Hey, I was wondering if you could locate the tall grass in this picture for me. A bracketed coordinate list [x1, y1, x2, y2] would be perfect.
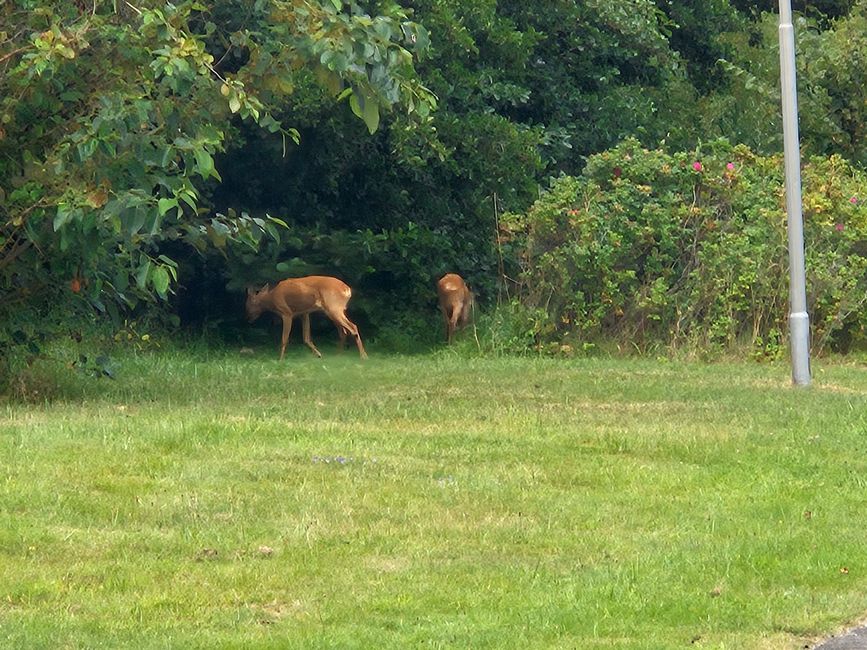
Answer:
[1, 349, 866, 648]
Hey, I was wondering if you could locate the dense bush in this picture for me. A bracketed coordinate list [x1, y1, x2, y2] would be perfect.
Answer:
[503, 138, 867, 356]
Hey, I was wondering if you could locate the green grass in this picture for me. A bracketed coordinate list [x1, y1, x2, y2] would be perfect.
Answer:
[2, 349, 867, 649]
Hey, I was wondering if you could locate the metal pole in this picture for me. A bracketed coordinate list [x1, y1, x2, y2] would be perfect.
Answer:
[778, 0, 811, 386]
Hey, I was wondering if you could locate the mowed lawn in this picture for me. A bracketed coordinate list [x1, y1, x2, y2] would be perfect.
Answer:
[1, 350, 867, 649]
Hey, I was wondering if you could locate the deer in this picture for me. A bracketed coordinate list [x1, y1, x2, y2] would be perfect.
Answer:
[245, 276, 367, 360]
[436, 273, 474, 344]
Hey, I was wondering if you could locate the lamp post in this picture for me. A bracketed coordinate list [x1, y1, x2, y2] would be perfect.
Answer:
[778, 0, 811, 386]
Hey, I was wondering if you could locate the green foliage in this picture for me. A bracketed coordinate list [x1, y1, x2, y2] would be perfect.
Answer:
[208, 0, 830, 347]
[5, 0, 867, 380]
[0, 295, 155, 401]
[704, 3, 867, 165]
[730, 0, 855, 24]
[431, 0, 696, 165]
[801, 4, 867, 166]
[505, 138, 867, 355]
[0, 0, 434, 385]
[474, 300, 550, 356]
[212, 0, 708, 339]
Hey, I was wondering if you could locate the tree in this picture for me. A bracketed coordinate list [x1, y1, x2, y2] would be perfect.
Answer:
[0, 0, 434, 379]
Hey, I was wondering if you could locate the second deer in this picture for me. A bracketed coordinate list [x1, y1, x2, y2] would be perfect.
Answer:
[246, 275, 367, 359]
[436, 273, 474, 344]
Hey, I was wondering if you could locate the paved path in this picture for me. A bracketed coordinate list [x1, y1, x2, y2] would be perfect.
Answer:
[813, 623, 867, 649]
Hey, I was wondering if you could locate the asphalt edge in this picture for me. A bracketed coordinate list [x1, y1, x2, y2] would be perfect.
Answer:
[812, 617, 867, 650]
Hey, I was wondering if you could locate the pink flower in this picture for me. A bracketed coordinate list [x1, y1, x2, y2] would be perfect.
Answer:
[693, 161, 703, 172]
[850, 196, 858, 204]
[835, 223, 845, 232]
[613, 166, 622, 178]
[726, 162, 735, 171]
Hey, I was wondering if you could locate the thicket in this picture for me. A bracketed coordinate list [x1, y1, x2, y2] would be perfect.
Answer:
[500, 139, 867, 357]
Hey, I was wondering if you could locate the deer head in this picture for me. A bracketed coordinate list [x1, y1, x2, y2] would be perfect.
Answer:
[245, 285, 269, 323]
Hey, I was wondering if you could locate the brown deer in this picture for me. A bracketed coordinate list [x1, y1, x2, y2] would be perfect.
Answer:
[436, 273, 474, 344]
[246, 276, 367, 360]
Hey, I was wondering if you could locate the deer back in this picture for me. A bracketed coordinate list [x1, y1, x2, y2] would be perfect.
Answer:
[275, 276, 352, 314]
[437, 274, 472, 317]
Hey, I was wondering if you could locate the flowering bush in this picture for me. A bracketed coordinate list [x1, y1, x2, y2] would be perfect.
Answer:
[503, 138, 867, 355]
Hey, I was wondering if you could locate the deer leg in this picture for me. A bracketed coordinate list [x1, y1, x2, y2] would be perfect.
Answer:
[336, 324, 348, 352]
[458, 299, 472, 329]
[441, 308, 451, 343]
[327, 309, 367, 359]
[448, 307, 462, 344]
[280, 313, 294, 360]
[301, 313, 322, 358]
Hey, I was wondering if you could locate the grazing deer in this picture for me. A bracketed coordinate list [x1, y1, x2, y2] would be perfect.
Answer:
[436, 273, 474, 344]
[246, 276, 367, 360]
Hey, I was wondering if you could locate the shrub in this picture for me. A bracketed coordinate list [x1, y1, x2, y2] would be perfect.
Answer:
[503, 138, 867, 355]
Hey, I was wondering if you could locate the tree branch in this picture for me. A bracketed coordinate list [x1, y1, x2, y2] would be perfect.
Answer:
[0, 46, 29, 66]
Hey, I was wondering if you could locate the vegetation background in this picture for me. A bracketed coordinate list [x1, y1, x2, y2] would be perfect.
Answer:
[3, 0, 867, 380]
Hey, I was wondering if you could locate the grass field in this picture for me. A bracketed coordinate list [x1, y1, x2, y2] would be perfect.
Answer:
[1, 348, 867, 649]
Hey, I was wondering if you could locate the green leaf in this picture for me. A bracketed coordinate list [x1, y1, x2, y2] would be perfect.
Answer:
[152, 266, 170, 298]
[259, 113, 281, 133]
[178, 189, 198, 211]
[126, 207, 148, 236]
[373, 19, 393, 40]
[158, 197, 179, 216]
[229, 95, 241, 113]
[349, 92, 363, 119]
[267, 215, 289, 228]
[194, 148, 221, 181]
[76, 139, 97, 161]
[135, 259, 152, 290]
[160, 147, 175, 167]
[54, 204, 73, 231]
[147, 210, 163, 236]
[59, 227, 71, 251]
[363, 103, 380, 134]
[348, 88, 381, 134]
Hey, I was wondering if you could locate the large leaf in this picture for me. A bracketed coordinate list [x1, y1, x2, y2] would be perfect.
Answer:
[193, 148, 222, 181]
[157, 197, 179, 216]
[53, 204, 74, 231]
[152, 266, 170, 298]
[135, 259, 152, 290]
[350, 88, 380, 134]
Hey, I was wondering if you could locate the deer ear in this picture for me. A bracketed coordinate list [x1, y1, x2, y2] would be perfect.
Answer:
[246, 287, 254, 296]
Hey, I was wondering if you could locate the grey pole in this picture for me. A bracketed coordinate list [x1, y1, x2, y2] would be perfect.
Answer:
[778, 0, 811, 386]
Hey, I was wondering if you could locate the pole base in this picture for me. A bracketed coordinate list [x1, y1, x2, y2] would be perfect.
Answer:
[789, 311, 811, 386]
